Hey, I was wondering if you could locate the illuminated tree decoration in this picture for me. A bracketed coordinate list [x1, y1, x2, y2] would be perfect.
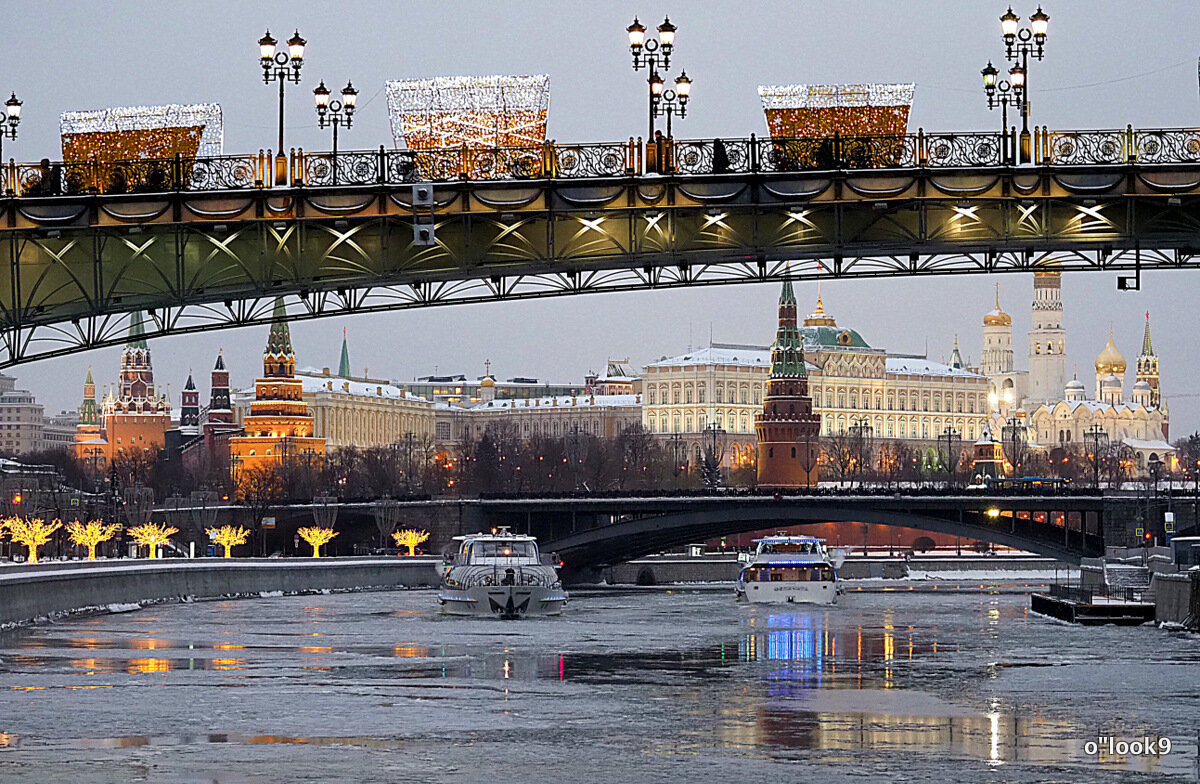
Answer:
[66, 519, 120, 561]
[386, 74, 550, 179]
[757, 83, 915, 140]
[7, 517, 63, 564]
[128, 523, 178, 559]
[59, 103, 225, 161]
[392, 528, 430, 556]
[206, 525, 250, 558]
[298, 526, 338, 557]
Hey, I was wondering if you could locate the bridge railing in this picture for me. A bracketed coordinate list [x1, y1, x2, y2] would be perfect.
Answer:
[7, 125, 1200, 196]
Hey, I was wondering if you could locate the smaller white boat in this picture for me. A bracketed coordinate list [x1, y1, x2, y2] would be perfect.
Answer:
[735, 534, 846, 605]
[438, 528, 568, 619]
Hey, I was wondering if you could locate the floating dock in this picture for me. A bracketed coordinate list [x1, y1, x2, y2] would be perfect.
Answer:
[1031, 585, 1155, 625]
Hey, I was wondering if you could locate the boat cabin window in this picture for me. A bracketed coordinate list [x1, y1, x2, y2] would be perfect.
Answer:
[743, 565, 833, 582]
[470, 540, 537, 559]
[760, 541, 820, 555]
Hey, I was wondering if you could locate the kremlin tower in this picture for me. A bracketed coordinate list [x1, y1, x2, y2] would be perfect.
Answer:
[179, 372, 200, 435]
[228, 298, 324, 490]
[756, 280, 821, 489]
[74, 311, 171, 466]
[206, 350, 234, 428]
[1136, 312, 1160, 408]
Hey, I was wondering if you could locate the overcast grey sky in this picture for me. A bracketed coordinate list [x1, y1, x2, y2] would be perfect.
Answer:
[5, 1, 1200, 434]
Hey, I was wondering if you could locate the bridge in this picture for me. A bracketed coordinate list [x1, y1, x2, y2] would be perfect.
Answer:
[185, 491, 1164, 574]
[3, 125, 1200, 365]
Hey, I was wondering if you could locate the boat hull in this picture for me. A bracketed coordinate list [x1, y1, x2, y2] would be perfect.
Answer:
[438, 584, 568, 618]
[736, 580, 837, 605]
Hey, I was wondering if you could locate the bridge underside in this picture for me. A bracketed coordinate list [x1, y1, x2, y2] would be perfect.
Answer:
[3, 162, 1200, 364]
[519, 502, 1107, 571]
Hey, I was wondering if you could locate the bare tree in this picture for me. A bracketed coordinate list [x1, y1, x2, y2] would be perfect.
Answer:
[238, 463, 284, 555]
[823, 429, 856, 487]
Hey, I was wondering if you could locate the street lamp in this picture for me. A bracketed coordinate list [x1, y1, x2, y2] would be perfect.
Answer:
[981, 61, 1025, 162]
[313, 79, 357, 184]
[0, 92, 20, 166]
[627, 16, 685, 140]
[993, 6, 1048, 162]
[668, 431, 687, 482]
[190, 490, 219, 556]
[1083, 424, 1109, 490]
[848, 415, 874, 488]
[258, 28, 306, 180]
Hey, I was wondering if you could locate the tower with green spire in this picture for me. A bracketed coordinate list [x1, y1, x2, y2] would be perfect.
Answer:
[1136, 311, 1160, 408]
[756, 280, 821, 488]
[229, 297, 325, 494]
[78, 367, 99, 427]
[338, 328, 351, 378]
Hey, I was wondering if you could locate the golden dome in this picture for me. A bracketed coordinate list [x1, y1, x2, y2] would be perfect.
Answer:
[480, 375, 495, 388]
[1095, 330, 1126, 374]
[983, 283, 1011, 326]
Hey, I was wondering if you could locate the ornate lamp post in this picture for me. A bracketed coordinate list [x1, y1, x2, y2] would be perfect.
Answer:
[980, 61, 1024, 163]
[668, 431, 687, 482]
[626, 16, 682, 140]
[257, 28, 306, 182]
[0, 92, 20, 174]
[312, 79, 357, 184]
[995, 6, 1048, 162]
[656, 71, 693, 139]
[1083, 424, 1109, 489]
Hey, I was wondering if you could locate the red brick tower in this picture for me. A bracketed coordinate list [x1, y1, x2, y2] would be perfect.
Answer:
[756, 280, 821, 488]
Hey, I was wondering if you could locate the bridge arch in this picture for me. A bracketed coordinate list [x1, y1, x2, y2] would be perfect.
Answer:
[546, 502, 1094, 571]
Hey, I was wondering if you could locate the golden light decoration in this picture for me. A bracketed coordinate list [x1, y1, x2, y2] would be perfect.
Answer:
[206, 525, 251, 558]
[60, 103, 224, 160]
[7, 517, 62, 564]
[758, 83, 915, 139]
[387, 74, 549, 179]
[66, 519, 120, 561]
[392, 528, 430, 556]
[298, 526, 338, 557]
[128, 523, 178, 559]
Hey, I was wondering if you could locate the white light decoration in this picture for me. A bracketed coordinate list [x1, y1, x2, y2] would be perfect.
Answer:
[757, 83, 915, 140]
[59, 103, 224, 161]
[385, 74, 550, 151]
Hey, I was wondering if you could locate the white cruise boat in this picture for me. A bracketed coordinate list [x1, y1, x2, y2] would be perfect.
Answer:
[438, 528, 568, 619]
[735, 535, 846, 605]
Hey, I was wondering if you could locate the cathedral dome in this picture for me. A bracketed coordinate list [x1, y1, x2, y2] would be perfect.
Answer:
[1101, 373, 1122, 389]
[1095, 332, 1126, 375]
[1065, 378, 1085, 392]
[983, 284, 1010, 326]
[480, 375, 495, 388]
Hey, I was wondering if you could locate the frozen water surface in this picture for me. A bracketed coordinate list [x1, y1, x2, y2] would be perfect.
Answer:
[0, 585, 1197, 783]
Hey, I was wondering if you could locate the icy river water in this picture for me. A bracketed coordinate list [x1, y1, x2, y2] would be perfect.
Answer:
[0, 583, 1197, 783]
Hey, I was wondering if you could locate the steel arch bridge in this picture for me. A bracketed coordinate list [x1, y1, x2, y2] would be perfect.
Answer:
[4, 126, 1200, 366]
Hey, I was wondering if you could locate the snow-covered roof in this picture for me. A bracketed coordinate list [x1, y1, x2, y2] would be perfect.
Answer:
[296, 371, 430, 404]
[439, 394, 640, 412]
[885, 357, 984, 379]
[647, 344, 820, 372]
[1121, 438, 1175, 452]
[1050, 399, 1156, 415]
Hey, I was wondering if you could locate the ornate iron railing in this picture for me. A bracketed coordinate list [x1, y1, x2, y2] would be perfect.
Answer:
[5, 125, 1200, 196]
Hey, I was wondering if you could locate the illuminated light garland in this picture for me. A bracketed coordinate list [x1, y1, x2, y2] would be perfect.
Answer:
[757, 83, 915, 140]
[385, 74, 550, 151]
[59, 103, 224, 162]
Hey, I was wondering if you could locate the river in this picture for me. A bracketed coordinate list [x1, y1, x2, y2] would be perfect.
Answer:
[0, 583, 1196, 783]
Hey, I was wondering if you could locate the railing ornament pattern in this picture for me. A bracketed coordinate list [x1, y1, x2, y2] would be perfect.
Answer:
[5, 125, 1200, 196]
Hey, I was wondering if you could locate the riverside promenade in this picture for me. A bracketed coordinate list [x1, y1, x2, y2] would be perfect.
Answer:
[0, 558, 441, 626]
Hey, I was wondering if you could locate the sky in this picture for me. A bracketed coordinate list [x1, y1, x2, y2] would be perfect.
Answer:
[4, 1, 1200, 433]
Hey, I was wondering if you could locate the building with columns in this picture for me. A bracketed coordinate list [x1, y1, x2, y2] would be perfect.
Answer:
[233, 332, 435, 451]
[642, 287, 991, 469]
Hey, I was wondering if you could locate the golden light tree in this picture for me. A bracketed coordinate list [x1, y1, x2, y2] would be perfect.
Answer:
[392, 528, 430, 556]
[298, 526, 338, 557]
[206, 525, 250, 558]
[7, 517, 63, 564]
[66, 520, 120, 561]
[127, 523, 178, 559]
